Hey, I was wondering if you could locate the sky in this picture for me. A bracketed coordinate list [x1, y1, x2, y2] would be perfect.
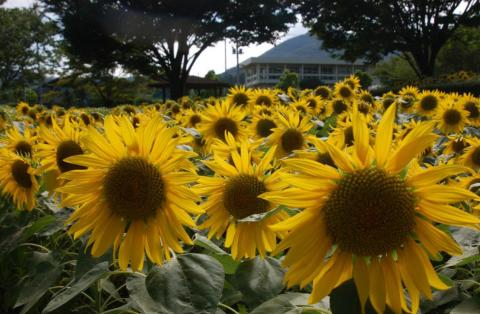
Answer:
[3, 0, 308, 76]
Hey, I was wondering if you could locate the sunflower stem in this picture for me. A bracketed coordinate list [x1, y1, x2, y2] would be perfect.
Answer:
[218, 303, 240, 314]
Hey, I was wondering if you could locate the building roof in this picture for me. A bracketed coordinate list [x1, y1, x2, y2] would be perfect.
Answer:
[241, 33, 364, 66]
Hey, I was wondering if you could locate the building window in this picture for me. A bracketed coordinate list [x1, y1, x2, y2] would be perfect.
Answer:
[337, 65, 353, 75]
[286, 64, 300, 73]
[320, 75, 336, 82]
[303, 65, 319, 75]
[269, 65, 284, 74]
[321, 65, 334, 74]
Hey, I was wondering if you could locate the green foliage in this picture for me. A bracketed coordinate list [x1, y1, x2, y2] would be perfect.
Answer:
[372, 56, 418, 88]
[437, 26, 480, 74]
[205, 70, 218, 81]
[0, 7, 59, 89]
[276, 70, 299, 90]
[354, 71, 372, 89]
[300, 77, 323, 90]
[294, 0, 480, 77]
[42, 0, 296, 98]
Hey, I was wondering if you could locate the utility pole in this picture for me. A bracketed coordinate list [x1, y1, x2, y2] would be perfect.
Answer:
[232, 42, 243, 85]
[224, 39, 227, 73]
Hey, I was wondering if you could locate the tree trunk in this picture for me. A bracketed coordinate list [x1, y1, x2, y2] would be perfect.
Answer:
[168, 75, 187, 100]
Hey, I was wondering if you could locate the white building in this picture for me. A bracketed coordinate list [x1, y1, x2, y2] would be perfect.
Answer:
[240, 34, 367, 87]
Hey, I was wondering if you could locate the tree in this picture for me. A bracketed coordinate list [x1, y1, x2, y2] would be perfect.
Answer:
[436, 26, 480, 74]
[0, 7, 58, 89]
[276, 70, 299, 90]
[205, 70, 218, 81]
[42, 0, 296, 98]
[292, 0, 480, 78]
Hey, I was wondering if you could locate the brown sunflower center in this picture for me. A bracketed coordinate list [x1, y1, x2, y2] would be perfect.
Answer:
[255, 95, 272, 107]
[471, 147, 480, 167]
[401, 96, 415, 109]
[344, 126, 354, 146]
[420, 95, 438, 111]
[281, 128, 304, 153]
[80, 113, 90, 126]
[332, 100, 347, 115]
[357, 103, 369, 115]
[464, 102, 479, 119]
[189, 115, 201, 127]
[214, 118, 238, 141]
[132, 116, 140, 128]
[323, 168, 416, 256]
[103, 157, 164, 219]
[56, 140, 86, 173]
[223, 175, 269, 219]
[338, 86, 353, 98]
[232, 93, 249, 106]
[15, 141, 32, 156]
[443, 109, 462, 125]
[256, 119, 276, 137]
[452, 139, 466, 153]
[361, 94, 374, 104]
[21, 106, 29, 115]
[315, 87, 330, 99]
[11, 160, 32, 189]
[382, 98, 394, 110]
[306, 99, 317, 109]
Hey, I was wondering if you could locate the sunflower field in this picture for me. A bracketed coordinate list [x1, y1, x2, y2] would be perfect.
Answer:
[0, 76, 480, 314]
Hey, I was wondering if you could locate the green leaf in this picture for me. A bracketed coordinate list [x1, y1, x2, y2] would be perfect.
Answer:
[236, 206, 285, 223]
[250, 293, 330, 314]
[127, 276, 168, 314]
[146, 253, 225, 314]
[21, 215, 56, 240]
[14, 252, 62, 314]
[193, 235, 240, 274]
[450, 296, 480, 314]
[74, 244, 111, 280]
[330, 280, 377, 314]
[42, 261, 109, 313]
[234, 256, 285, 307]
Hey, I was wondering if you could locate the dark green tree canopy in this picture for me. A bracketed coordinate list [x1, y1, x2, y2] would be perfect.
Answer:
[0, 7, 58, 89]
[42, 0, 296, 98]
[292, 0, 480, 77]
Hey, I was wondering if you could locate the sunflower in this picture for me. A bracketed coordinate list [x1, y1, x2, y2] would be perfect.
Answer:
[313, 86, 331, 99]
[195, 144, 288, 259]
[302, 95, 323, 114]
[289, 99, 311, 116]
[180, 108, 203, 129]
[459, 94, 480, 126]
[36, 115, 86, 190]
[3, 125, 36, 157]
[0, 110, 9, 130]
[0, 150, 38, 211]
[329, 116, 357, 149]
[250, 112, 278, 139]
[57, 115, 202, 271]
[287, 87, 300, 101]
[197, 101, 247, 151]
[460, 138, 480, 170]
[379, 92, 396, 112]
[434, 100, 469, 134]
[417, 91, 441, 116]
[267, 111, 315, 158]
[343, 75, 361, 91]
[210, 132, 261, 164]
[248, 89, 278, 109]
[444, 136, 469, 156]
[16, 102, 30, 117]
[329, 98, 350, 116]
[294, 137, 336, 168]
[398, 86, 419, 99]
[334, 81, 355, 101]
[261, 104, 480, 314]
[227, 86, 250, 107]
